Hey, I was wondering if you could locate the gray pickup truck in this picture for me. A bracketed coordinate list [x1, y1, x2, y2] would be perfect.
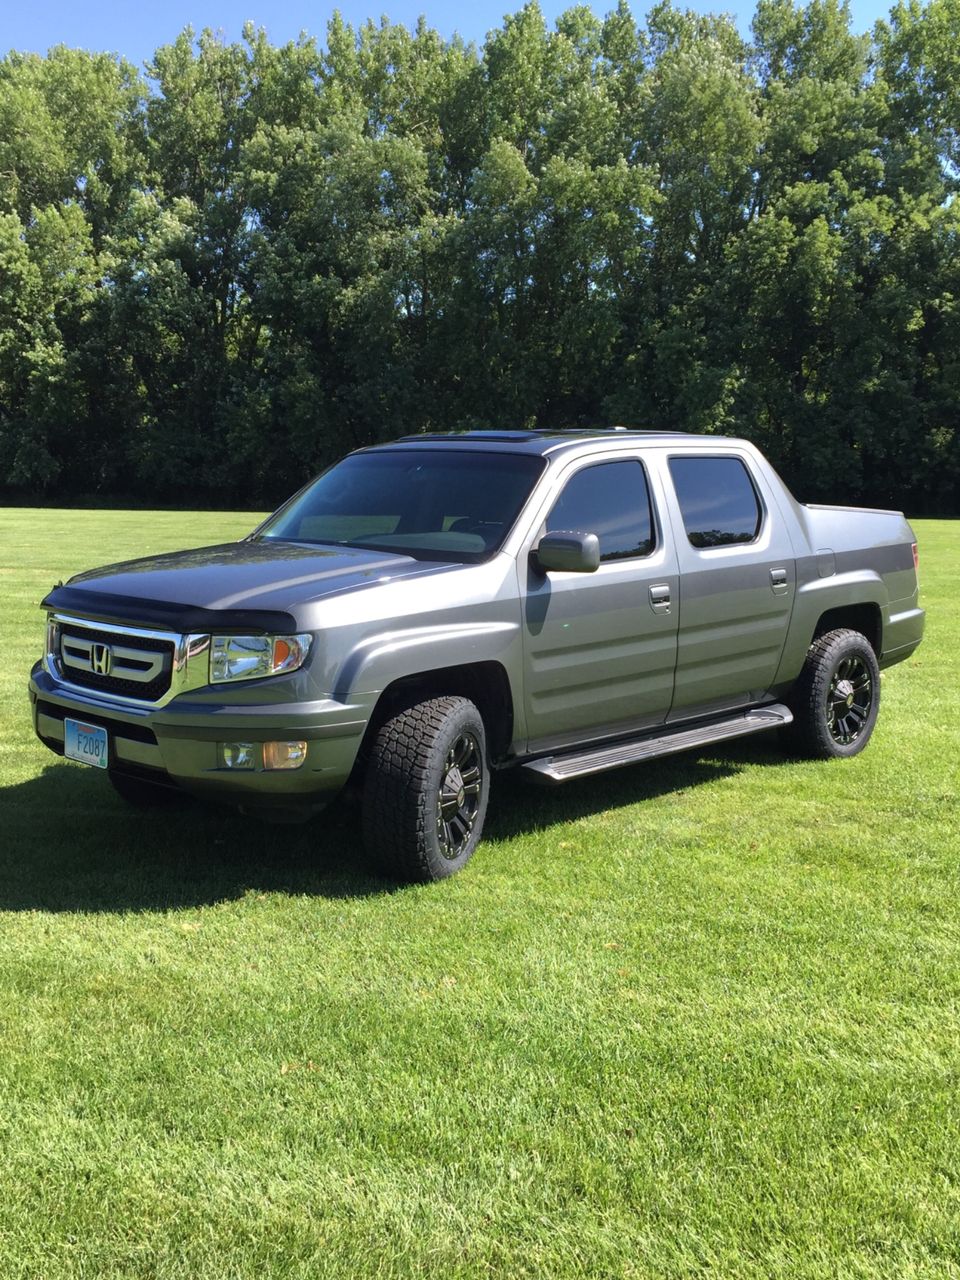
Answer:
[29, 430, 924, 880]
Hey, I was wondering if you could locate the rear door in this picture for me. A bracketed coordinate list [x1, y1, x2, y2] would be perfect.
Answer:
[520, 455, 680, 753]
[661, 451, 796, 720]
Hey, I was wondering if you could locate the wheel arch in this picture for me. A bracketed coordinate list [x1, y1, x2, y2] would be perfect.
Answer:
[354, 661, 515, 777]
[812, 603, 882, 655]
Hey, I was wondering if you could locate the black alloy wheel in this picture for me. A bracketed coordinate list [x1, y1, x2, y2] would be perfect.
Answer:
[787, 627, 881, 759]
[436, 731, 484, 860]
[363, 695, 491, 881]
[826, 653, 874, 747]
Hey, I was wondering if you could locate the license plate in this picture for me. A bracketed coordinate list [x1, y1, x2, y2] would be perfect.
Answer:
[64, 718, 108, 770]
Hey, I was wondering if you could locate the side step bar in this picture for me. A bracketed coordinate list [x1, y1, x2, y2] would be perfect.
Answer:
[521, 703, 793, 785]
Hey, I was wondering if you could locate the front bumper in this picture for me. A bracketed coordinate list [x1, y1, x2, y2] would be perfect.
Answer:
[29, 663, 373, 811]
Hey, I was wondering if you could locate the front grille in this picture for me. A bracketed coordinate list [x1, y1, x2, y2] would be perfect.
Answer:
[58, 623, 175, 702]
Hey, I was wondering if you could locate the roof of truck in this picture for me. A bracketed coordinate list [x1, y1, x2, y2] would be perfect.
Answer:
[372, 428, 705, 458]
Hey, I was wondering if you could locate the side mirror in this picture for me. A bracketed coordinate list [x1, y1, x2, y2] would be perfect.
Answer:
[533, 531, 601, 574]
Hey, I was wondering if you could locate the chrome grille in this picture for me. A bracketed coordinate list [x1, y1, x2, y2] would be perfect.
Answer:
[57, 622, 175, 702]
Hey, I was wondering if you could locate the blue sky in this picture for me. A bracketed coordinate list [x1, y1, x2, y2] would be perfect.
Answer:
[5, 0, 894, 68]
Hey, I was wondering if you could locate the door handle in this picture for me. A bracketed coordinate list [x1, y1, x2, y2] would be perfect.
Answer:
[649, 583, 671, 614]
[770, 568, 789, 595]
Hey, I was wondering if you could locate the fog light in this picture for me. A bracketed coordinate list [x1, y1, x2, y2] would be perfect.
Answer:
[222, 742, 256, 770]
[263, 740, 308, 771]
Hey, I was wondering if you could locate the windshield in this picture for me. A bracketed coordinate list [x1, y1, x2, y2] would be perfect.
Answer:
[258, 449, 546, 562]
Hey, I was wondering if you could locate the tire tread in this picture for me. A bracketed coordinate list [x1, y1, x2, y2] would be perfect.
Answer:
[787, 627, 880, 759]
[362, 696, 485, 882]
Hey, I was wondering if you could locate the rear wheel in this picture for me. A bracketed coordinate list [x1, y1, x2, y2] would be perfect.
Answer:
[787, 628, 880, 759]
[108, 770, 178, 808]
[362, 696, 490, 882]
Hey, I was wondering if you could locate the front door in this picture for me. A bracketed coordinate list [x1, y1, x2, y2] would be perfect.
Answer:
[520, 456, 680, 753]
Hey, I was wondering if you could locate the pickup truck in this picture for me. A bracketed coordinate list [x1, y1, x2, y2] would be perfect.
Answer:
[29, 430, 924, 881]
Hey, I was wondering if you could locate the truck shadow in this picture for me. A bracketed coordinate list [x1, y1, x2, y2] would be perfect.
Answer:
[0, 736, 782, 913]
[486, 733, 783, 841]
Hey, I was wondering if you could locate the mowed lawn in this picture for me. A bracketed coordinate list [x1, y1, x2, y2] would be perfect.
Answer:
[0, 508, 958, 1280]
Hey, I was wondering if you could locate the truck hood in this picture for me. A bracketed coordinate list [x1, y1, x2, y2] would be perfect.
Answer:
[41, 539, 456, 633]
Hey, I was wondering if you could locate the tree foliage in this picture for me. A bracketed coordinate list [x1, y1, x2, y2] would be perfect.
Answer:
[0, 1, 958, 511]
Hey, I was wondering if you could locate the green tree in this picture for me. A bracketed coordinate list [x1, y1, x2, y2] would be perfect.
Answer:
[0, 3, 958, 512]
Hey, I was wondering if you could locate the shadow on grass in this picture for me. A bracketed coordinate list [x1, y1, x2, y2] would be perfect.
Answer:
[0, 763, 383, 913]
[0, 733, 784, 913]
[486, 732, 786, 842]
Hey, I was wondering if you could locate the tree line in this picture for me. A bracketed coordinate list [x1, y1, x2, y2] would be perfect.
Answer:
[0, 0, 958, 513]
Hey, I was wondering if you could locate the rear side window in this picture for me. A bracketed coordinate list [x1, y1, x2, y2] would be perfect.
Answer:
[668, 456, 762, 549]
[546, 461, 654, 562]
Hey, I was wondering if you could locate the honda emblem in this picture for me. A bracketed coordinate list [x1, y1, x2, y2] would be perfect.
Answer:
[91, 643, 112, 676]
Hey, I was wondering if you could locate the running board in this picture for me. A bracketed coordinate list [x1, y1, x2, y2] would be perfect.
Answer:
[521, 704, 793, 785]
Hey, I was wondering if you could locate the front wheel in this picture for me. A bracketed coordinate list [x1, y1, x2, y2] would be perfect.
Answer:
[787, 628, 880, 759]
[362, 696, 490, 882]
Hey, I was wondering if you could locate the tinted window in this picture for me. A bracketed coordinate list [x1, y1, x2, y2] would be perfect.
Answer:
[668, 456, 762, 549]
[546, 461, 654, 562]
[259, 450, 545, 562]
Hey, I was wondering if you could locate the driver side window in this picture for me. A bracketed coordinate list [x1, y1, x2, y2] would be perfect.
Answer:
[546, 460, 655, 562]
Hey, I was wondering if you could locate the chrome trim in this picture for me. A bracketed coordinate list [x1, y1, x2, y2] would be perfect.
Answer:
[45, 613, 212, 709]
[61, 633, 166, 684]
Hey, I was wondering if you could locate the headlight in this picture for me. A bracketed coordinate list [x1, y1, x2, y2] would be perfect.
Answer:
[210, 634, 312, 684]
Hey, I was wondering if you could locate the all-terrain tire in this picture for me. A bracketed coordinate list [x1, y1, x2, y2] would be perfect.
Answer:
[108, 770, 179, 808]
[362, 696, 490, 882]
[786, 628, 880, 759]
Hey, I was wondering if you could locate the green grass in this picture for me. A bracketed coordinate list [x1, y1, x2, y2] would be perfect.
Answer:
[1, 509, 958, 1279]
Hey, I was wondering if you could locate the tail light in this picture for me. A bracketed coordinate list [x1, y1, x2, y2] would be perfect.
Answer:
[912, 542, 919, 571]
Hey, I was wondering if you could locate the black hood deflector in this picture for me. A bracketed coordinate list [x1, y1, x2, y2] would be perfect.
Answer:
[40, 585, 297, 635]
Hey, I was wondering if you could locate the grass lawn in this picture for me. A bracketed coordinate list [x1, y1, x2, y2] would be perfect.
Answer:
[0, 508, 958, 1279]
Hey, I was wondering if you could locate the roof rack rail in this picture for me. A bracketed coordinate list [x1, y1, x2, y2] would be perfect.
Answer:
[532, 425, 687, 435]
[393, 430, 542, 442]
[532, 425, 629, 433]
